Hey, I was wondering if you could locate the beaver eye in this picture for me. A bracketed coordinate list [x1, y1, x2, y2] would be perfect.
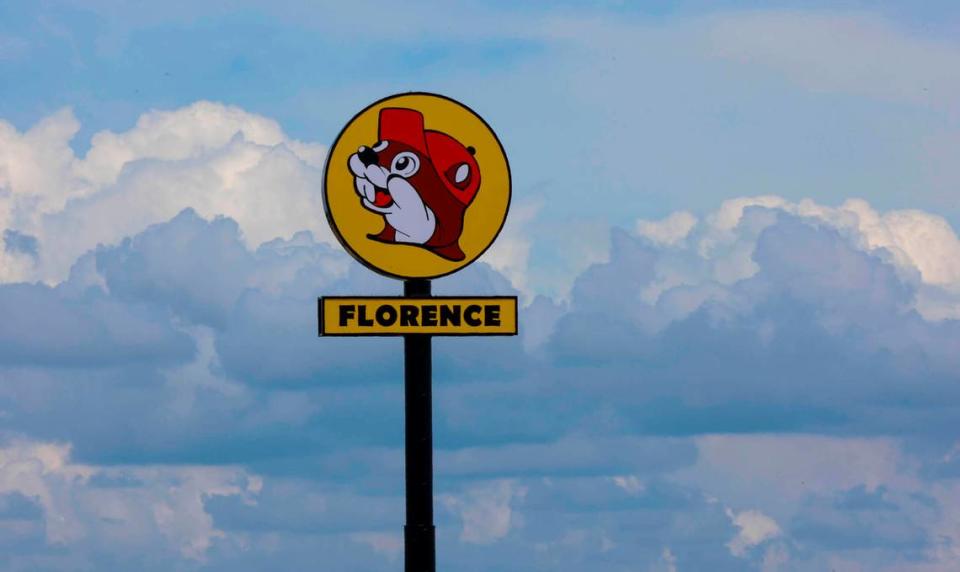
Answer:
[391, 152, 419, 177]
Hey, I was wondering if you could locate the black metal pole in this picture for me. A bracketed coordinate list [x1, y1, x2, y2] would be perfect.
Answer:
[404, 279, 435, 572]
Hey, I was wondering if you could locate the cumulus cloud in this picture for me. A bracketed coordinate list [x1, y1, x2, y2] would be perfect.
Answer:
[0, 197, 957, 570]
[0, 438, 258, 569]
[611, 474, 645, 496]
[482, 199, 542, 298]
[740, 197, 960, 320]
[0, 102, 328, 284]
[552, 198, 960, 396]
[725, 508, 781, 557]
[637, 211, 698, 247]
[3, 96, 960, 570]
[626, 196, 960, 322]
[442, 480, 527, 544]
[0, 186, 957, 570]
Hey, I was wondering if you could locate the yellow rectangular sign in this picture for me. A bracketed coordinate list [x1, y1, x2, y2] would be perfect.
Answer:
[319, 297, 518, 336]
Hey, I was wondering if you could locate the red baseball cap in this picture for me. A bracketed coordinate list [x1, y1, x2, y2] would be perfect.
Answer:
[378, 108, 481, 206]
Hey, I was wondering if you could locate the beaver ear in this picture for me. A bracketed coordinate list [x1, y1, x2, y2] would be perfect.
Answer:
[446, 163, 471, 190]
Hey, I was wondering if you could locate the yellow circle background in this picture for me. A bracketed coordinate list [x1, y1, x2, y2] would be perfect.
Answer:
[324, 93, 511, 279]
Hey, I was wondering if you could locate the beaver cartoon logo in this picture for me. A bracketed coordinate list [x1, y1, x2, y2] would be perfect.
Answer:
[324, 92, 509, 280]
[348, 108, 480, 262]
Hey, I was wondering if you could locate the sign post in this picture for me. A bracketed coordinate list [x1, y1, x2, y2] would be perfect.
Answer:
[319, 92, 513, 572]
[403, 278, 434, 572]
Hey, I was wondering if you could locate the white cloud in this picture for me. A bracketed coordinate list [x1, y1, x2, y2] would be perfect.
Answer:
[545, 193, 960, 337]
[611, 475, 645, 496]
[627, 196, 960, 322]
[0, 441, 90, 545]
[0, 108, 85, 212]
[667, 434, 960, 571]
[74, 101, 323, 187]
[0, 438, 258, 561]
[636, 211, 698, 246]
[670, 434, 939, 569]
[725, 508, 781, 557]
[2, 93, 960, 570]
[442, 480, 527, 544]
[0, 102, 329, 284]
[851, 202, 960, 286]
[482, 199, 542, 299]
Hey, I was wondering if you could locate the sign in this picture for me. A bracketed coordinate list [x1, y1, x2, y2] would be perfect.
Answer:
[323, 92, 511, 279]
[318, 92, 516, 572]
[319, 297, 518, 336]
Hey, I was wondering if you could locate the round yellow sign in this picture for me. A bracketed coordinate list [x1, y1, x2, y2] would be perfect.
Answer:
[323, 93, 511, 280]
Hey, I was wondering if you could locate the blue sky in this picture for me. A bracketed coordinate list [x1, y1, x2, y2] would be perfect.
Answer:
[2, 1, 960, 570]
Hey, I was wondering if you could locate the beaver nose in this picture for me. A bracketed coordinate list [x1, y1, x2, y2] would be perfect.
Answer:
[358, 146, 379, 167]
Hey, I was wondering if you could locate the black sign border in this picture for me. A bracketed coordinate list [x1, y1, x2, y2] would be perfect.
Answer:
[318, 296, 519, 337]
[321, 91, 512, 281]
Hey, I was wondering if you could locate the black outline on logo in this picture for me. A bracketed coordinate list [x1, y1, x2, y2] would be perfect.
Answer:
[322, 92, 512, 280]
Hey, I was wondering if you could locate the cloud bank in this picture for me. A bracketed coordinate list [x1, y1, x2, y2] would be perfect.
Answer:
[1, 101, 959, 571]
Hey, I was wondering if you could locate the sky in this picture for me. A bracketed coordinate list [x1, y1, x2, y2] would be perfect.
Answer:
[1, 0, 960, 570]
